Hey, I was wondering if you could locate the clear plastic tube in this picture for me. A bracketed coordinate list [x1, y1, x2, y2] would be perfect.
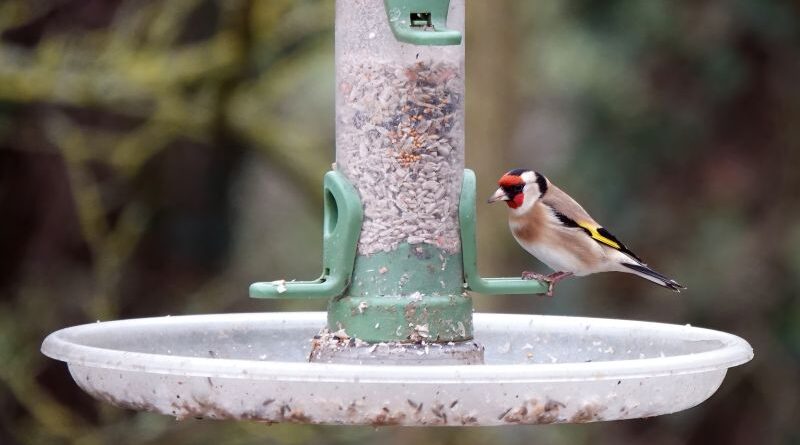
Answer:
[335, 0, 465, 256]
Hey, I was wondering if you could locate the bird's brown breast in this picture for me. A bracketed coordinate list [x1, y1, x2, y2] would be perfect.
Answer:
[509, 202, 547, 244]
[509, 201, 600, 271]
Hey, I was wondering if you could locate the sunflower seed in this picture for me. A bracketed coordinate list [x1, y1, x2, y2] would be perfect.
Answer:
[337, 59, 463, 255]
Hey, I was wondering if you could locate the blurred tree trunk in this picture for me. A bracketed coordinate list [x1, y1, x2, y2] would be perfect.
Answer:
[466, 1, 521, 283]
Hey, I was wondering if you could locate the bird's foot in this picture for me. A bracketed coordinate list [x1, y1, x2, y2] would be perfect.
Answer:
[521, 271, 574, 297]
[521, 271, 550, 281]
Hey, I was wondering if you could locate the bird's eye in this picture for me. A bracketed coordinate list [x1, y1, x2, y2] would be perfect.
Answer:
[504, 184, 524, 195]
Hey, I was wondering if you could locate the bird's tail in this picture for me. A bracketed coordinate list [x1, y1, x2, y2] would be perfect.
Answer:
[621, 263, 686, 292]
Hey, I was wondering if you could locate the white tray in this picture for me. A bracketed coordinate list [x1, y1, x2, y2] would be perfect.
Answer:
[41, 312, 752, 426]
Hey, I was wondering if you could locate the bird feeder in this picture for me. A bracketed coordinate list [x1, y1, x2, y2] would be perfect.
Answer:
[248, 0, 548, 363]
[42, 0, 752, 426]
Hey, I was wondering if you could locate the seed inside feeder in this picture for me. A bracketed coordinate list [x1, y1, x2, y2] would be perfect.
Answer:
[337, 60, 464, 255]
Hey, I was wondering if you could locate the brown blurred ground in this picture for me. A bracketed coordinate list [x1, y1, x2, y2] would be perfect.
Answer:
[0, 1, 798, 444]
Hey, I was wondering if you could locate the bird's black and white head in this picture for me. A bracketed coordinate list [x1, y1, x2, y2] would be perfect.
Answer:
[487, 168, 549, 211]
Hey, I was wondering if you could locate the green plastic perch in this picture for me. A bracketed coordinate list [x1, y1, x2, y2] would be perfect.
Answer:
[250, 169, 547, 299]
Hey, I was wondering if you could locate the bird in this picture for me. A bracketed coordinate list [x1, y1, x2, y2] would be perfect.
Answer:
[487, 168, 685, 297]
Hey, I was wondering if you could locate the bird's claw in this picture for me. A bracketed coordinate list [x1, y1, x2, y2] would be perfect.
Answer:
[521, 271, 573, 297]
[521, 271, 549, 281]
[521, 271, 555, 297]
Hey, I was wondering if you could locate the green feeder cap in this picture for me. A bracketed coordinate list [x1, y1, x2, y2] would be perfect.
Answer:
[384, 0, 462, 46]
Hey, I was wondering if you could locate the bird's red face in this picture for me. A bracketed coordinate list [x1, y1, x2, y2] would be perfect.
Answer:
[488, 171, 527, 209]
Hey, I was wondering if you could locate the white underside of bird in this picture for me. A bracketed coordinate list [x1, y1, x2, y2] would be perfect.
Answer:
[509, 214, 652, 278]
[510, 218, 609, 276]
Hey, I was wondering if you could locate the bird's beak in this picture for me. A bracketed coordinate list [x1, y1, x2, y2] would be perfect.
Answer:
[487, 188, 509, 203]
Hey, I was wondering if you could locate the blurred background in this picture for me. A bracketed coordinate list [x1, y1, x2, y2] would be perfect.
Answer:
[0, 0, 798, 444]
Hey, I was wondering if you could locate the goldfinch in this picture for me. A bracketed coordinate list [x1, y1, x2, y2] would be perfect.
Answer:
[488, 168, 685, 296]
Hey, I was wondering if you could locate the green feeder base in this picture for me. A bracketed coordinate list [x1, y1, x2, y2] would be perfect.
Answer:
[250, 169, 548, 355]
